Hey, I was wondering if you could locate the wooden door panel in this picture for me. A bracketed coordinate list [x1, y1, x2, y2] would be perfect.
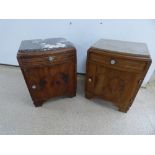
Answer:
[94, 65, 138, 104]
[24, 62, 75, 101]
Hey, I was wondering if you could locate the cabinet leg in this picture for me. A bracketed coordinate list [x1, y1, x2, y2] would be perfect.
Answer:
[68, 92, 76, 98]
[85, 92, 93, 99]
[33, 101, 44, 107]
[118, 106, 129, 113]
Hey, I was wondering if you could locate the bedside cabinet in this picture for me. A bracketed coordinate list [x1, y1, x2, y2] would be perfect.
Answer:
[17, 38, 77, 107]
[85, 39, 152, 112]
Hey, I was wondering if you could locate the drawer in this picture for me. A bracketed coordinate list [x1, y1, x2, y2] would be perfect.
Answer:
[88, 52, 147, 73]
[18, 52, 76, 68]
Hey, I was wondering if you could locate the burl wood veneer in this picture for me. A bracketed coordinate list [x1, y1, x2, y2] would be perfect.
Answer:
[85, 39, 152, 112]
[17, 38, 77, 107]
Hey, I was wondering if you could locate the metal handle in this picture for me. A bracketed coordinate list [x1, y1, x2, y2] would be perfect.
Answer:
[110, 59, 116, 65]
[88, 78, 92, 82]
[48, 56, 54, 62]
[32, 85, 36, 90]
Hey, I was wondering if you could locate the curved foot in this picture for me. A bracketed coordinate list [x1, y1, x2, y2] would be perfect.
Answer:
[85, 92, 93, 99]
[33, 101, 44, 107]
[118, 106, 129, 113]
[68, 92, 76, 98]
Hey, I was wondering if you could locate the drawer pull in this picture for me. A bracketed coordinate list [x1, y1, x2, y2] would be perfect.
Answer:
[110, 59, 116, 65]
[32, 85, 37, 90]
[88, 78, 92, 82]
[48, 56, 54, 62]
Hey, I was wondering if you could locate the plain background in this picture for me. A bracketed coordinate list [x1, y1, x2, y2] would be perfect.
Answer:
[0, 19, 155, 85]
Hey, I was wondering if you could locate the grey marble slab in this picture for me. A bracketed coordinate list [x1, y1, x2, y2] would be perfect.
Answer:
[18, 38, 75, 52]
[91, 39, 150, 56]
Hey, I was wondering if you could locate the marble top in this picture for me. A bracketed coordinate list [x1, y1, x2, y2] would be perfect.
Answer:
[18, 38, 75, 52]
[91, 39, 150, 56]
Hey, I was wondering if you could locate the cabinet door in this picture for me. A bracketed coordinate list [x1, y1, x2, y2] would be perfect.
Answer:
[24, 62, 75, 101]
[85, 62, 97, 93]
[93, 64, 142, 107]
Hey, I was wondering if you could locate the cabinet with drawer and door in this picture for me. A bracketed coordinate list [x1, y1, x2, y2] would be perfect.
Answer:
[85, 39, 152, 112]
[17, 38, 77, 107]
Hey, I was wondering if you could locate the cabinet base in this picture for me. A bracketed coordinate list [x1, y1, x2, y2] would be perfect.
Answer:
[118, 106, 129, 113]
[68, 92, 76, 98]
[33, 92, 76, 107]
[33, 101, 44, 107]
[85, 92, 130, 113]
[85, 92, 93, 99]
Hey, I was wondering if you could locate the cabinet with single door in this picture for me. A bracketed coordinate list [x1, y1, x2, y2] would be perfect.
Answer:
[85, 39, 152, 112]
[17, 38, 77, 107]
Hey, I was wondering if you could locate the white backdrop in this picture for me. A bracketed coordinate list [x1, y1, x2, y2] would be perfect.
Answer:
[0, 19, 155, 84]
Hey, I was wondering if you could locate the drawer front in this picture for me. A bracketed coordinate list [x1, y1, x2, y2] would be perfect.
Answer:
[89, 52, 147, 73]
[18, 51, 76, 68]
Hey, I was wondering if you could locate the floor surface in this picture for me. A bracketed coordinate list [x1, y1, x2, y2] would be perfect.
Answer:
[0, 65, 155, 135]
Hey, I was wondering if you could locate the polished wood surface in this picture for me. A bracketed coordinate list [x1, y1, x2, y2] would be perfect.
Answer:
[17, 48, 77, 107]
[85, 46, 151, 112]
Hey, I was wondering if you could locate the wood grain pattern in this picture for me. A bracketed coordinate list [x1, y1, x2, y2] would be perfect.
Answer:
[17, 48, 77, 107]
[85, 47, 152, 112]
